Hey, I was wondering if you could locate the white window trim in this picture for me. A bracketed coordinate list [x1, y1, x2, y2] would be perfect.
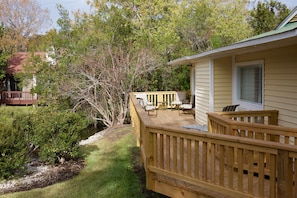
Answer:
[232, 60, 264, 110]
[209, 59, 214, 112]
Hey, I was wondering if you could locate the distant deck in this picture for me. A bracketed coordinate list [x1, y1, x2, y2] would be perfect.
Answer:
[0, 91, 37, 105]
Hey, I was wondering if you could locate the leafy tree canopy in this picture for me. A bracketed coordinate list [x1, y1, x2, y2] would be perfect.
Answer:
[32, 0, 290, 127]
[0, 0, 51, 53]
[249, 0, 291, 35]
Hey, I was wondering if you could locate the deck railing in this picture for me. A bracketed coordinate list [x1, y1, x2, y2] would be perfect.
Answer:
[130, 92, 297, 198]
[208, 111, 297, 145]
[133, 91, 186, 108]
[0, 91, 37, 105]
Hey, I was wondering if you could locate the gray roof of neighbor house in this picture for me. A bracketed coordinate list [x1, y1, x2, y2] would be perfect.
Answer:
[168, 7, 297, 66]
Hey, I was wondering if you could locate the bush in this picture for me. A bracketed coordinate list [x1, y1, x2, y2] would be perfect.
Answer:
[0, 122, 28, 179]
[16, 108, 88, 164]
[0, 107, 88, 179]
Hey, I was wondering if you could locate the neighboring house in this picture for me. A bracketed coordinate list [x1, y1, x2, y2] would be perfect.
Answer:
[4, 52, 45, 92]
[0, 52, 48, 105]
[168, 7, 297, 128]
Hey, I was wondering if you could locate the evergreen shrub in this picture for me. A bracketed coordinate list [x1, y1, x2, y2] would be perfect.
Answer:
[16, 108, 88, 164]
[0, 122, 28, 179]
[0, 107, 87, 179]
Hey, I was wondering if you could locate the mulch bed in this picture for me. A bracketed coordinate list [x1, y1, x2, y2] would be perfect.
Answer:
[0, 159, 84, 194]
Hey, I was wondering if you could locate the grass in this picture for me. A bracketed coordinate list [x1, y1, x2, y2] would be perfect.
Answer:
[1, 126, 150, 198]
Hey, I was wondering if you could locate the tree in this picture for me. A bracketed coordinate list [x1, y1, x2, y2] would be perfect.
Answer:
[175, 0, 252, 54]
[0, 0, 51, 52]
[0, 24, 9, 79]
[64, 45, 160, 127]
[33, 1, 175, 127]
[34, 0, 257, 128]
[249, 0, 291, 35]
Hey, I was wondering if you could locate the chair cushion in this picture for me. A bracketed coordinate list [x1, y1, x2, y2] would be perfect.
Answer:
[145, 105, 156, 111]
[180, 104, 192, 109]
[172, 101, 182, 105]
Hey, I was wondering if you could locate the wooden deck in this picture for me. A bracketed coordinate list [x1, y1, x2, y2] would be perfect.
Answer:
[148, 110, 273, 198]
[149, 109, 197, 127]
[0, 91, 37, 105]
[130, 92, 297, 198]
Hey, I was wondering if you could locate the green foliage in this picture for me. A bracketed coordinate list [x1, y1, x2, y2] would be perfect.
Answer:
[33, 0, 262, 126]
[0, 106, 88, 179]
[175, 0, 252, 54]
[249, 0, 291, 35]
[15, 108, 88, 164]
[0, 122, 28, 179]
[0, 25, 10, 79]
[146, 65, 190, 91]
[1, 127, 149, 198]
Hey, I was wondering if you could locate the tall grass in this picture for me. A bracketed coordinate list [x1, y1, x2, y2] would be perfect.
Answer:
[2, 126, 147, 198]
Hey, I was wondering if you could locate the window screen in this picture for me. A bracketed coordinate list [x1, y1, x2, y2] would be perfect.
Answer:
[238, 64, 262, 104]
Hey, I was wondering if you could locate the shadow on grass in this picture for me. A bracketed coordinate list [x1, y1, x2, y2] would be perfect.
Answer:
[129, 146, 169, 198]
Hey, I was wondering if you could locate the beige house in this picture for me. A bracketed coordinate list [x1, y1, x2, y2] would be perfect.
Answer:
[168, 7, 297, 128]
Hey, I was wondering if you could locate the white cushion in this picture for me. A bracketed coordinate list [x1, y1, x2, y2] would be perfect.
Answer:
[172, 101, 182, 105]
[180, 104, 192, 109]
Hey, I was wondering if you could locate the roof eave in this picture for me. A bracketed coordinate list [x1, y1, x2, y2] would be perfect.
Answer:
[168, 28, 297, 66]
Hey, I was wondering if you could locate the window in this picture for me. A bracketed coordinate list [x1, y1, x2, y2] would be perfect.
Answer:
[233, 61, 263, 110]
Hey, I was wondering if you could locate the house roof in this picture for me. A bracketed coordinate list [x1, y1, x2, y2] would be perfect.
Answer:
[168, 7, 297, 66]
[276, 6, 297, 29]
[6, 52, 45, 74]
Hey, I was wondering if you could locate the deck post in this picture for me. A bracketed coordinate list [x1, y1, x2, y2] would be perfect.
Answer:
[268, 110, 279, 125]
[143, 126, 155, 190]
[277, 149, 291, 197]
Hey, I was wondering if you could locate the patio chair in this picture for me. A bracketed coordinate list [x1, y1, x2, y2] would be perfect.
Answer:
[171, 92, 186, 109]
[182, 104, 240, 132]
[180, 95, 195, 115]
[135, 93, 157, 115]
[135, 93, 152, 106]
[222, 104, 240, 111]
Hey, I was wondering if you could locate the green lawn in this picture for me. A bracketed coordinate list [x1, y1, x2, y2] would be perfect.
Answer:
[1, 126, 149, 198]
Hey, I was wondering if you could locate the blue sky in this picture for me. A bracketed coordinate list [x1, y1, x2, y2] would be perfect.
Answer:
[252, 0, 296, 9]
[37, 0, 297, 32]
[36, 0, 91, 32]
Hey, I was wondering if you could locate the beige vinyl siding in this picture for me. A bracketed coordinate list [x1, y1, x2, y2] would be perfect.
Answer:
[194, 60, 210, 125]
[213, 57, 232, 112]
[236, 44, 297, 128]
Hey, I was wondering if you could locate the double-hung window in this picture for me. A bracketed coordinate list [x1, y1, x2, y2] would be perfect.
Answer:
[233, 60, 263, 110]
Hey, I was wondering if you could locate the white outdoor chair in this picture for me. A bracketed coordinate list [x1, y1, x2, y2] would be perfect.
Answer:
[135, 93, 157, 115]
[180, 95, 195, 115]
[171, 92, 186, 109]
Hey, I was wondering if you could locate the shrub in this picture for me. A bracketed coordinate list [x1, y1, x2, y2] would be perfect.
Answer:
[0, 107, 88, 179]
[16, 108, 88, 164]
[0, 122, 28, 179]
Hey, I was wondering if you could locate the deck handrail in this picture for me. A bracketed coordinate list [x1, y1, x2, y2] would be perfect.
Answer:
[208, 112, 297, 145]
[130, 92, 297, 198]
[133, 91, 186, 108]
[0, 91, 37, 105]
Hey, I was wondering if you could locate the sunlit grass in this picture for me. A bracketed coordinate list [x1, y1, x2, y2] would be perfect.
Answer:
[2, 126, 145, 198]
